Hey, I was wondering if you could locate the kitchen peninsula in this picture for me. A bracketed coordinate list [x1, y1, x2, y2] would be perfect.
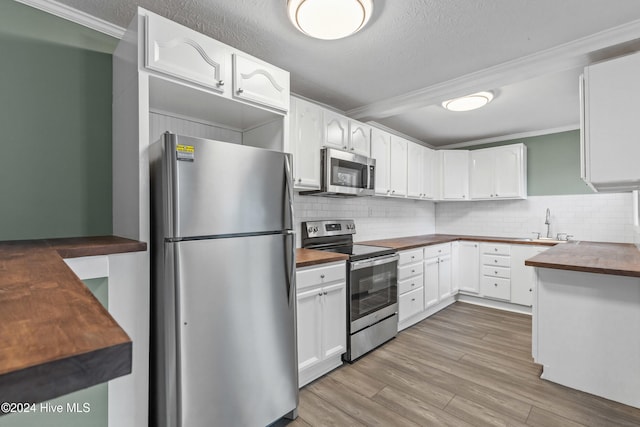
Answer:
[526, 242, 640, 409]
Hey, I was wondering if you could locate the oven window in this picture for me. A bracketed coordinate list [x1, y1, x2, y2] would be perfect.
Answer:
[330, 158, 366, 188]
[350, 261, 397, 321]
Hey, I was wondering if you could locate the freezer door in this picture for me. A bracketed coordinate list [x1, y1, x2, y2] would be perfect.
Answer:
[163, 133, 293, 238]
[174, 233, 297, 427]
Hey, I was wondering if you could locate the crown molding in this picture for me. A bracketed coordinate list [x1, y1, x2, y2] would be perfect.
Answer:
[347, 18, 640, 121]
[438, 124, 580, 149]
[366, 121, 434, 149]
[14, 0, 125, 39]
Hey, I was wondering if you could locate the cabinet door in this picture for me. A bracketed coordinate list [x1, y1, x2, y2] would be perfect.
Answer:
[371, 129, 391, 195]
[145, 12, 228, 94]
[233, 53, 289, 111]
[494, 145, 525, 198]
[291, 98, 322, 189]
[510, 245, 546, 306]
[296, 288, 323, 371]
[438, 254, 452, 300]
[422, 147, 435, 199]
[407, 142, 423, 199]
[323, 111, 349, 150]
[469, 149, 494, 199]
[321, 282, 347, 359]
[389, 136, 408, 197]
[585, 51, 640, 189]
[348, 121, 371, 157]
[441, 150, 469, 200]
[424, 256, 439, 309]
[456, 241, 480, 294]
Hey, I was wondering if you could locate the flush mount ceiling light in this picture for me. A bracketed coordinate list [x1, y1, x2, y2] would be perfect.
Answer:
[287, 0, 373, 40]
[442, 91, 494, 112]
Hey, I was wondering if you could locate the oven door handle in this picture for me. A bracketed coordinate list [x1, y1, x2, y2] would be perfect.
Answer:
[350, 254, 399, 271]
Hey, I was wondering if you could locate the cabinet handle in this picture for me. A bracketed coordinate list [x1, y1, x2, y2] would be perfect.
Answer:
[386, 190, 391, 194]
[495, 193, 499, 197]
[411, 255, 415, 259]
[411, 283, 415, 287]
[350, 147, 355, 151]
[411, 269, 415, 273]
[474, 244, 477, 247]
[494, 248, 498, 252]
[411, 298, 416, 302]
[495, 271, 498, 274]
[320, 274, 325, 279]
[494, 260, 498, 263]
[216, 80, 225, 87]
[343, 146, 348, 149]
[529, 288, 533, 292]
[323, 291, 328, 295]
[237, 88, 244, 94]
[494, 283, 498, 287]
[392, 190, 396, 194]
[318, 293, 323, 297]
[298, 178, 302, 182]
[462, 195, 466, 198]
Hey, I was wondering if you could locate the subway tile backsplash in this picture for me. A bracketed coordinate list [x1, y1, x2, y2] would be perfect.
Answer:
[294, 194, 436, 246]
[436, 193, 636, 243]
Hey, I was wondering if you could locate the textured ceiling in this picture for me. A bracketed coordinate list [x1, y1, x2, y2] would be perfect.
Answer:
[52, 0, 640, 145]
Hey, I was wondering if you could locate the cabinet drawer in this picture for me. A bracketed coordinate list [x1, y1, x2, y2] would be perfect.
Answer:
[398, 275, 423, 295]
[424, 243, 451, 258]
[481, 243, 511, 256]
[398, 262, 423, 281]
[399, 249, 423, 266]
[481, 276, 511, 300]
[482, 265, 511, 279]
[399, 287, 424, 321]
[297, 262, 345, 290]
[482, 254, 510, 268]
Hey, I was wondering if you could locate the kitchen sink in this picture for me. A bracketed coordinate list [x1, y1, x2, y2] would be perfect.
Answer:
[510, 237, 567, 243]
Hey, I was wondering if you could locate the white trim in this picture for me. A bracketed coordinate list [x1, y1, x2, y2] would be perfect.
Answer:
[290, 92, 345, 115]
[367, 121, 434, 148]
[439, 124, 580, 149]
[347, 19, 640, 120]
[14, 0, 126, 39]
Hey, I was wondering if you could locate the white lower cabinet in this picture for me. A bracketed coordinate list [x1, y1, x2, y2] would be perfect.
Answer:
[453, 241, 480, 294]
[397, 248, 424, 329]
[510, 245, 548, 306]
[424, 243, 452, 308]
[296, 261, 346, 387]
[399, 287, 424, 321]
[480, 243, 511, 301]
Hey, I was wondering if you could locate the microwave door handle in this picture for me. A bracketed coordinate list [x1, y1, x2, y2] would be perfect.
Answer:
[351, 254, 399, 271]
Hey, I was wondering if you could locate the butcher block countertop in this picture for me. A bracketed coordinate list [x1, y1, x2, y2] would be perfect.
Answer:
[296, 248, 349, 268]
[0, 236, 146, 404]
[361, 234, 560, 251]
[525, 241, 640, 278]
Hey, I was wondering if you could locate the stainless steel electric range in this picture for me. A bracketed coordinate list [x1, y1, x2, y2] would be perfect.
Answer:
[301, 220, 399, 361]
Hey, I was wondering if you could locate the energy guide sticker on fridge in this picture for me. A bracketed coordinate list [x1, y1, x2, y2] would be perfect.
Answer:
[176, 144, 195, 161]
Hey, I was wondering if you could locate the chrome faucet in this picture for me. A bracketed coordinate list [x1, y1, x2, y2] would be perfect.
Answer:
[544, 208, 551, 238]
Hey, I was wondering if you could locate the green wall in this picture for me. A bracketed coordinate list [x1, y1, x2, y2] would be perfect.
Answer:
[469, 130, 594, 196]
[0, 0, 118, 241]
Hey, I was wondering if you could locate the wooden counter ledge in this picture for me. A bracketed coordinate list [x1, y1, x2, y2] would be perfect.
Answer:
[525, 241, 640, 277]
[0, 236, 146, 406]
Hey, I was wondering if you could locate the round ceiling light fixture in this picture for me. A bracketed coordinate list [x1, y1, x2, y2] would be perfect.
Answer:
[287, 0, 373, 40]
[442, 91, 494, 112]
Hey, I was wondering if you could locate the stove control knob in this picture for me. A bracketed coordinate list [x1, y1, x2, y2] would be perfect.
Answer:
[313, 226, 319, 232]
[307, 227, 314, 234]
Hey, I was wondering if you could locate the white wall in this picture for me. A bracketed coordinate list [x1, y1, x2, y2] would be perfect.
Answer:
[436, 193, 636, 243]
[294, 194, 436, 246]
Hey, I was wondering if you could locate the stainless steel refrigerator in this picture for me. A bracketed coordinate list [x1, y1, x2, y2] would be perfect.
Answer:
[150, 132, 298, 427]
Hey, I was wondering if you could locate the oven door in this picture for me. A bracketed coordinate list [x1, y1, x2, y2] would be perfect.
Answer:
[324, 148, 375, 196]
[349, 254, 398, 333]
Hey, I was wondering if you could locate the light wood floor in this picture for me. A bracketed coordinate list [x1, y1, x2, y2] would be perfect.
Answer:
[278, 302, 640, 427]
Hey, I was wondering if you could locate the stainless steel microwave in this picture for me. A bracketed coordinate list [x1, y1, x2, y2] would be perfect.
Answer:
[301, 148, 375, 197]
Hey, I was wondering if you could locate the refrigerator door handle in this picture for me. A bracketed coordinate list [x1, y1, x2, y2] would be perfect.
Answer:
[284, 154, 294, 230]
[284, 232, 296, 302]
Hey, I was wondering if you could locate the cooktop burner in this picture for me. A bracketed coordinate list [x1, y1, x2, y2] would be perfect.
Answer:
[320, 244, 396, 262]
[301, 220, 396, 261]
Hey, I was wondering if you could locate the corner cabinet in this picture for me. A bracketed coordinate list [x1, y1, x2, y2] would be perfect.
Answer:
[440, 150, 469, 200]
[296, 261, 346, 387]
[581, 51, 640, 192]
[389, 136, 408, 197]
[453, 241, 479, 294]
[470, 144, 526, 200]
[290, 97, 322, 190]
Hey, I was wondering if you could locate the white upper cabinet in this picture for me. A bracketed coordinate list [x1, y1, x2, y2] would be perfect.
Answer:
[582, 51, 640, 191]
[440, 150, 469, 200]
[422, 147, 435, 200]
[389, 136, 408, 197]
[233, 54, 289, 112]
[145, 12, 229, 94]
[323, 111, 349, 151]
[470, 144, 526, 200]
[371, 128, 391, 196]
[290, 97, 322, 190]
[348, 121, 371, 157]
[144, 11, 289, 113]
